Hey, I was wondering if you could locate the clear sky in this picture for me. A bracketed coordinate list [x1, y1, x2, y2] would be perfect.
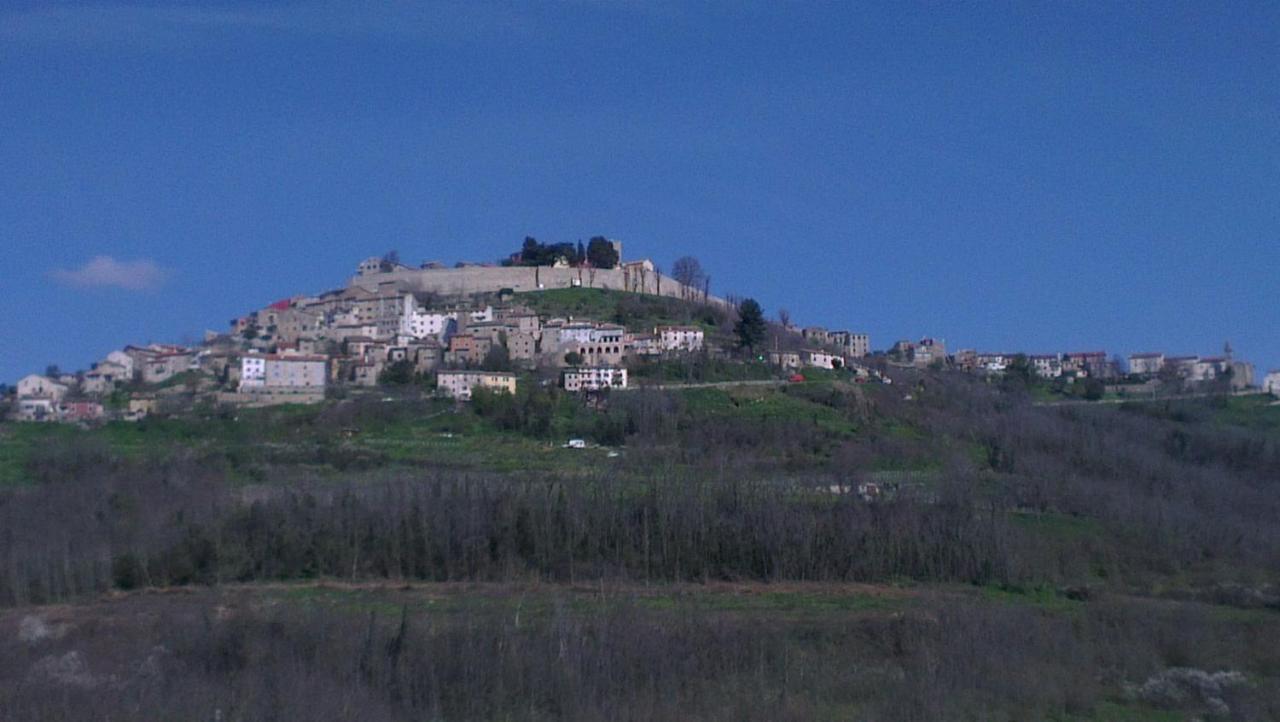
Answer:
[2, 1, 1277, 383]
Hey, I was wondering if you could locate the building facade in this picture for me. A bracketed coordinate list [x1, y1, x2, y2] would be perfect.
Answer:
[562, 367, 628, 392]
[436, 370, 517, 400]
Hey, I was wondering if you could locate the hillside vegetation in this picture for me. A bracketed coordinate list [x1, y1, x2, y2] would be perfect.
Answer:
[2, 370, 1279, 720]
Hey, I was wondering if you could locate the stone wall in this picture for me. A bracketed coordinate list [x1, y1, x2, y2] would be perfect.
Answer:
[350, 265, 729, 307]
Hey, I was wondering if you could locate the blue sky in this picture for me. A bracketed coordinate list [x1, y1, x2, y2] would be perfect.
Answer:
[2, 1, 1277, 383]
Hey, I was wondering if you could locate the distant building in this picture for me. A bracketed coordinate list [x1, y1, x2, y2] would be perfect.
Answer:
[239, 354, 327, 391]
[1128, 353, 1164, 376]
[1030, 354, 1062, 378]
[59, 401, 104, 423]
[562, 367, 628, 392]
[912, 338, 946, 368]
[801, 327, 829, 344]
[657, 325, 704, 353]
[801, 349, 842, 370]
[1063, 351, 1110, 378]
[142, 351, 195, 384]
[436, 370, 517, 400]
[768, 350, 802, 370]
[828, 331, 871, 358]
[1264, 370, 1280, 396]
[16, 374, 68, 402]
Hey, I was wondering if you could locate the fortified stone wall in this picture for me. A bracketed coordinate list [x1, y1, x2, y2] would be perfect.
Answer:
[349, 265, 729, 307]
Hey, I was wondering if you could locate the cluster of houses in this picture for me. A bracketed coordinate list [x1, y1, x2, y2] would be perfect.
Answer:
[945, 346, 1259, 391]
[5, 253, 727, 421]
[764, 326, 875, 375]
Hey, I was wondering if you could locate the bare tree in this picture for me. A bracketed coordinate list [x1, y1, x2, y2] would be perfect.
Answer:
[672, 256, 705, 300]
[778, 308, 792, 330]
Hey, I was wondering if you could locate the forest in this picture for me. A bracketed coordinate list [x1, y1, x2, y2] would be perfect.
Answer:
[2, 370, 1279, 720]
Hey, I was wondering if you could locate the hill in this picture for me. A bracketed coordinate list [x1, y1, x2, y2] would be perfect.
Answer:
[2, 365, 1279, 719]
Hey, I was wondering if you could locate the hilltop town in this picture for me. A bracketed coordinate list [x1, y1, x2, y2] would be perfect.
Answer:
[5, 238, 1279, 424]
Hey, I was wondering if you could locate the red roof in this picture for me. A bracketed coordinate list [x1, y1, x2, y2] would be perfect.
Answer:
[268, 299, 291, 310]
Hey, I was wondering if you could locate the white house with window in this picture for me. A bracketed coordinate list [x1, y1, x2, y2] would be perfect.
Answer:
[657, 325, 704, 352]
[562, 367, 628, 392]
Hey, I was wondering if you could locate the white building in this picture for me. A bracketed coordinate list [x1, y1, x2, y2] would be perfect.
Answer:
[976, 353, 1009, 373]
[436, 370, 517, 400]
[400, 296, 458, 342]
[240, 356, 267, 388]
[16, 374, 68, 401]
[563, 367, 628, 392]
[801, 349, 842, 370]
[657, 326, 704, 352]
[104, 350, 135, 379]
[1264, 370, 1280, 396]
[1128, 353, 1164, 376]
[1030, 354, 1063, 378]
[558, 323, 598, 346]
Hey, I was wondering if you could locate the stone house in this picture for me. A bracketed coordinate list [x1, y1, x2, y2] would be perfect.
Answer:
[435, 370, 517, 400]
[657, 325, 704, 353]
[1128, 353, 1164, 376]
[142, 351, 195, 384]
[828, 331, 871, 358]
[768, 351, 802, 370]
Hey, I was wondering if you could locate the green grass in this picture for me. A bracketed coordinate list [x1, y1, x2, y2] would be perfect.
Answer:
[0, 397, 624, 484]
[677, 386, 858, 437]
[1211, 393, 1280, 433]
[517, 286, 723, 333]
[976, 583, 1085, 613]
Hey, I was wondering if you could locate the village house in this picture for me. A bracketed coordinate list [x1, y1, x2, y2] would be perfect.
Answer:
[59, 401, 104, 423]
[444, 333, 493, 366]
[975, 353, 1010, 373]
[505, 331, 539, 362]
[125, 394, 157, 421]
[768, 350, 802, 370]
[83, 360, 130, 395]
[17, 374, 69, 402]
[1030, 354, 1063, 378]
[351, 361, 382, 386]
[657, 325, 704, 353]
[142, 350, 195, 384]
[562, 367, 628, 392]
[1264, 370, 1280, 396]
[1128, 353, 1165, 376]
[1063, 351, 1111, 378]
[565, 324, 626, 367]
[1164, 356, 1200, 378]
[103, 350, 136, 380]
[435, 370, 517, 400]
[801, 349, 843, 370]
[912, 338, 946, 367]
[828, 331, 871, 358]
[626, 333, 662, 358]
[952, 349, 978, 371]
[399, 294, 459, 342]
[801, 327, 830, 345]
[495, 306, 541, 335]
[238, 354, 327, 391]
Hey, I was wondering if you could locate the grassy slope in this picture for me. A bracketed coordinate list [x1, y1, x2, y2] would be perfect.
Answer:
[517, 286, 730, 346]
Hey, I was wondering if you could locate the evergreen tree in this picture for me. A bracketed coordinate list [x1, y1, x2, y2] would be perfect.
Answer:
[734, 298, 767, 352]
